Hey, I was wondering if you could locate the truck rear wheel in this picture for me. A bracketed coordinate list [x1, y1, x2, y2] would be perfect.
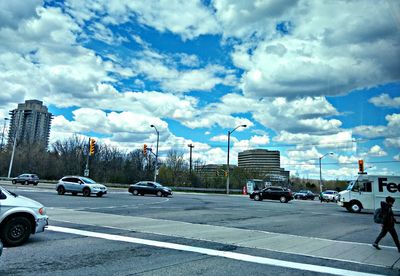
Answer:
[349, 202, 362, 213]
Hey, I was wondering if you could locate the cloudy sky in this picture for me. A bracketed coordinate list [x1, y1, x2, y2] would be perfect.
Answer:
[1, 0, 399, 180]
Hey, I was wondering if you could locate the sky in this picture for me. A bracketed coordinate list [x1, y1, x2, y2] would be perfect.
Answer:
[0, 0, 399, 180]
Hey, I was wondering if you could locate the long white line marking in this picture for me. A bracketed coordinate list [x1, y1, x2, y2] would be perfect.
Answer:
[47, 225, 383, 276]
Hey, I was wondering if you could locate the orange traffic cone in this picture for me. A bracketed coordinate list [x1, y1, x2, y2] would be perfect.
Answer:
[242, 186, 247, 195]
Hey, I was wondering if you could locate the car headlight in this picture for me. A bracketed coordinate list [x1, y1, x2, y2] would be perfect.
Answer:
[39, 207, 46, 215]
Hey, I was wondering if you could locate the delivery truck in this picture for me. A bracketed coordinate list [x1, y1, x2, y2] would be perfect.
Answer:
[338, 174, 400, 213]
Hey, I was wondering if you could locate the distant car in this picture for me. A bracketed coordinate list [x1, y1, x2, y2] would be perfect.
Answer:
[249, 186, 293, 203]
[294, 190, 315, 200]
[11, 174, 39, 185]
[0, 186, 48, 247]
[55, 176, 107, 197]
[128, 181, 172, 197]
[321, 190, 339, 202]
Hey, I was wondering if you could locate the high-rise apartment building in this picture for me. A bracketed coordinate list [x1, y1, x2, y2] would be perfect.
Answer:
[7, 100, 53, 148]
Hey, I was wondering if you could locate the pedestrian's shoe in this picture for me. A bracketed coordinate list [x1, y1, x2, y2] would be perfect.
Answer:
[372, 243, 381, 250]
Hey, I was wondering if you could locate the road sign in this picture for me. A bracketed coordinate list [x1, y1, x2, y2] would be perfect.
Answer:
[84, 169, 89, 177]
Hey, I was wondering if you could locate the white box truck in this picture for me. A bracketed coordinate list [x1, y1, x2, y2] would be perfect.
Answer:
[338, 174, 400, 213]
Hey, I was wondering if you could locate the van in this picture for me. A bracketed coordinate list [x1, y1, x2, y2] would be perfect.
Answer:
[338, 175, 400, 213]
[0, 186, 48, 246]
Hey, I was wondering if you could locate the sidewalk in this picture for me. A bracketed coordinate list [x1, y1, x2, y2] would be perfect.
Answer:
[47, 208, 400, 269]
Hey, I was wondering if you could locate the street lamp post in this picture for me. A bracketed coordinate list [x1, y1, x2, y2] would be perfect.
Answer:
[150, 125, 159, 182]
[1, 118, 9, 150]
[226, 124, 247, 194]
[319, 152, 334, 193]
[8, 114, 23, 178]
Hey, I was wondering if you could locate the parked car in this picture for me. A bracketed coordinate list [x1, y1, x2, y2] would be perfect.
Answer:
[321, 190, 339, 202]
[129, 181, 172, 197]
[0, 186, 48, 247]
[249, 186, 293, 203]
[294, 190, 315, 200]
[11, 174, 39, 185]
[55, 176, 107, 197]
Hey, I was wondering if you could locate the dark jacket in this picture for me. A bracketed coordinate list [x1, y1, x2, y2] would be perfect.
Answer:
[381, 201, 396, 228]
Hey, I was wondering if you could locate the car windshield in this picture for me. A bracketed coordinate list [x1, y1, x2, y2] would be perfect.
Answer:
[2, 187, 18, 197]
[81, 177, 96, 184]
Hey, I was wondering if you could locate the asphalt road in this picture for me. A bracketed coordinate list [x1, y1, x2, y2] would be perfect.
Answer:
[0, 182, 398, 275]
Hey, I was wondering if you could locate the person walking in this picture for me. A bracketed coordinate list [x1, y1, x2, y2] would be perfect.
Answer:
[373, 196, 400, 251]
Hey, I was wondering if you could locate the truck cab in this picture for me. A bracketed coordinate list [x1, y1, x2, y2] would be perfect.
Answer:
[338, 175, 400, 213]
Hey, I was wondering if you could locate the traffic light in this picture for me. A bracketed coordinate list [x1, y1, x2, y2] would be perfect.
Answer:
[358, 160, 364, 173]
[89, 138, 96, 156]
[143, 144, 147, 156]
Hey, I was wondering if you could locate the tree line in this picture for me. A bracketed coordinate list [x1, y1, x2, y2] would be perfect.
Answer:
[0, 136, 348, 191]
[0, 136, 258, 189]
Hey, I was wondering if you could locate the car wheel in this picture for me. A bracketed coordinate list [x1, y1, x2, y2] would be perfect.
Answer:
[57, 186, 65, 195]
[280, 196, 287, 203]
[12, 180, 16, 184]
[33, 183, 38, 186]
[254, 194, 260, 201]
[96, 193, 103, 197]
[311, 197, 314, 200]
[156, 191, 163, 197]
[1, 217, 32, 247]
[350, 202, 361, 213]
[83, 188, 91, 197]
[24, 181, 29, 185]
[132, 190, 139, 196]
[72, 192, 78, 196]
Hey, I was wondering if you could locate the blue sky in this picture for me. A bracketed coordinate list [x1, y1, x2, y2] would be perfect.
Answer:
[0, 0, 399, 180]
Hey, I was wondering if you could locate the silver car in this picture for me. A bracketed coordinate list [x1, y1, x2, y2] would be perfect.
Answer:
[55, 176, 107, 197]
[322, 190, 339, 202]
[0, 186, 48, 247]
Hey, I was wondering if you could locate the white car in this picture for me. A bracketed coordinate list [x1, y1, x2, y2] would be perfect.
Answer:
[0, 186, 48, 247]
[56, 176, 107, 197]
[322, 190, 339, 202]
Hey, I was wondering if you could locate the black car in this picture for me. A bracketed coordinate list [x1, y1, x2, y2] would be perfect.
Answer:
[250, 186, 293, 203]
[294, 190, 315, 200]
[129, 181, 172, 197]
[12, 174, 39, 185]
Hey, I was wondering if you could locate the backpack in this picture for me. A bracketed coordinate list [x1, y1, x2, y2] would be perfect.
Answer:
[374, 208, 383, 224]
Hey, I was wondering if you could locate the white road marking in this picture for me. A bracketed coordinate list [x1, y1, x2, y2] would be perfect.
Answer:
[48, 225, 384, 276]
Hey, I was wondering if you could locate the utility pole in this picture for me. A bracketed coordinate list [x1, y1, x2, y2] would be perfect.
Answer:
[1, 118, 9, 151]
[188, 144, 194, 174]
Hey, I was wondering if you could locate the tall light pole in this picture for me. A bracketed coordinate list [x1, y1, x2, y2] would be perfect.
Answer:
[188, 143, 194, 175]
[319, 152, 334, 193]
[226, 124, 247, 194]
[1, 118, 9, 150]
[150, 125, 159, 182]
[8, 114, 23, 178]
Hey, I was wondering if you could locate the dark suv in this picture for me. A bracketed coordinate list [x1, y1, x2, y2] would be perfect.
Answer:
[12, 174, 39, 185]
[250, 186, 293, 203]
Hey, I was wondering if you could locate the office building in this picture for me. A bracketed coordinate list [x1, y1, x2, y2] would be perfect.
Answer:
[238, 149, 290, 184]
[7, 100, 53, 148]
